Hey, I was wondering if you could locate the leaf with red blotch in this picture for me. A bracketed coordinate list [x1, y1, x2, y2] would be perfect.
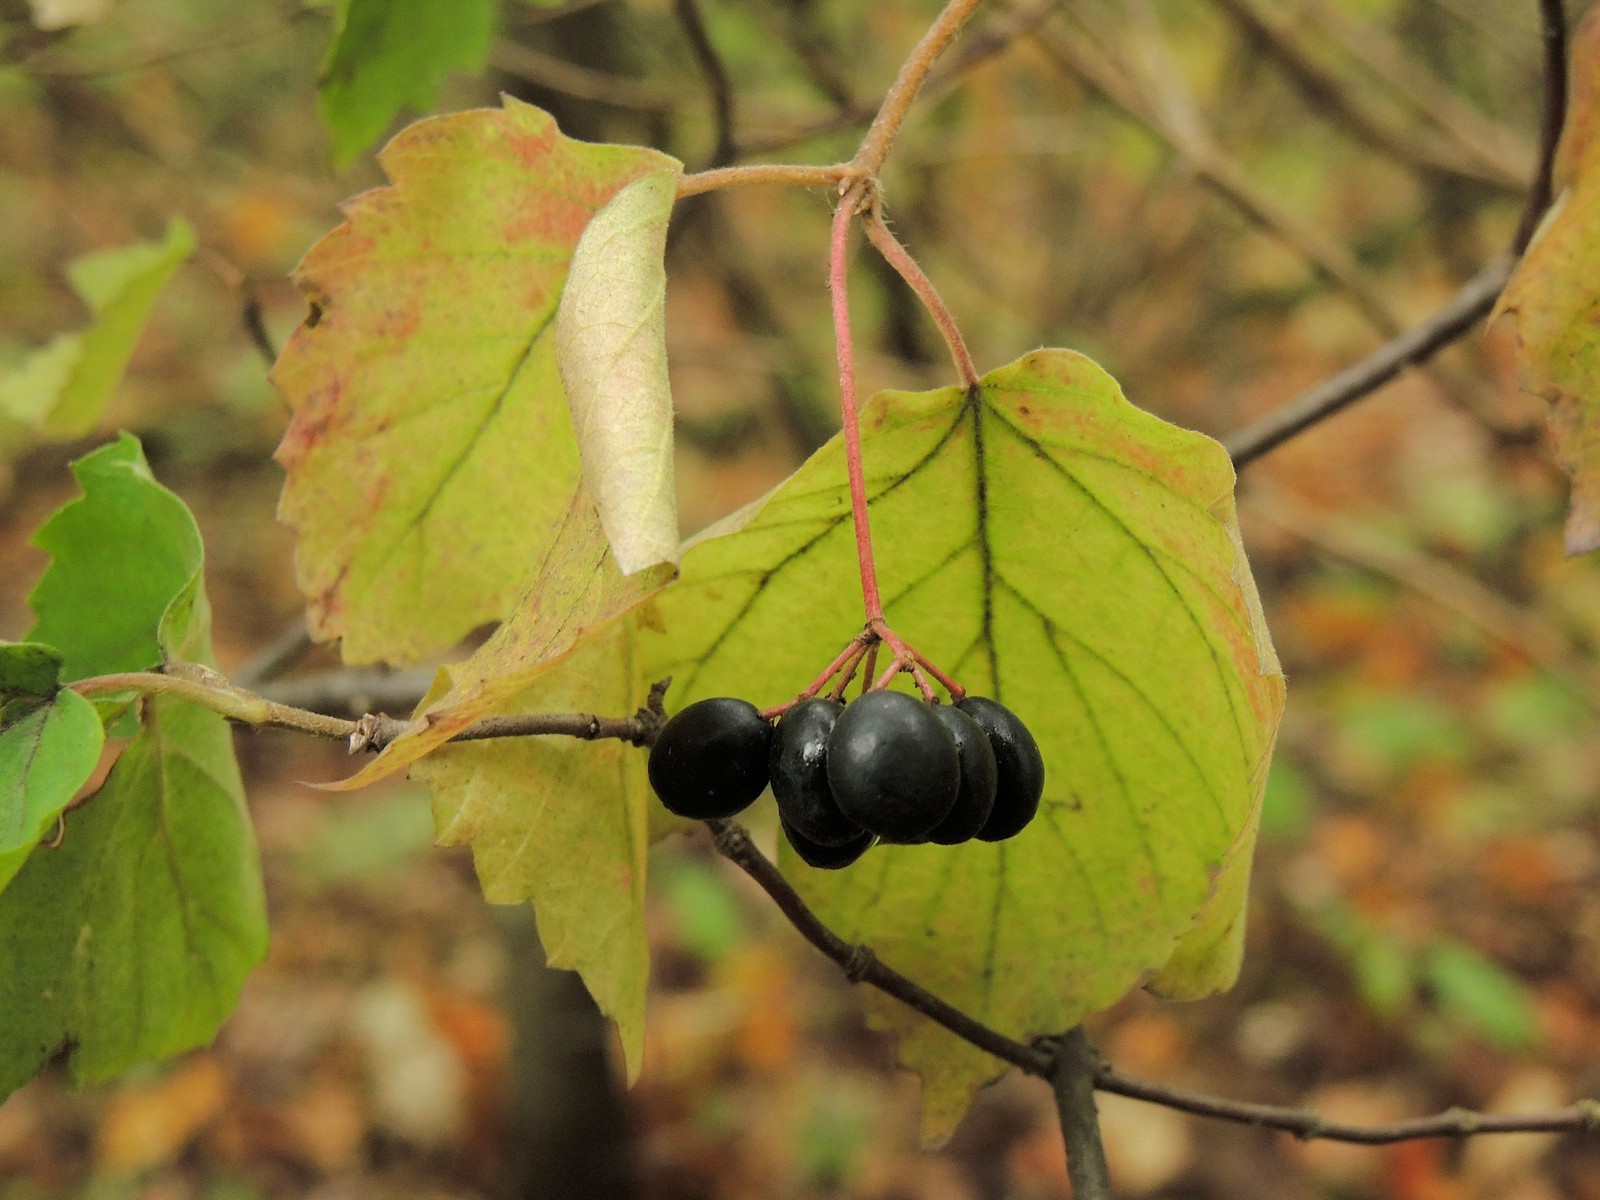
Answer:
[1498, 8, 1600, 554]
[272, 97, 679, 664]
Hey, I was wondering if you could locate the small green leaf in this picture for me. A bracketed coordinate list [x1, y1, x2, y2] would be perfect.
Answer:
[0, 220, 194, 437]
[0, 693, 268, 1098]
[0, 642, 66, 701]
[319, 0, 494, 167]
[26, 434, 204, 681]
[0, 689, 103, 895]
[274, 98, 681, 664]
[641, 349, 1284, 1138]
[557, 168, 684, 574]
[1423, 939, 1537, 1052]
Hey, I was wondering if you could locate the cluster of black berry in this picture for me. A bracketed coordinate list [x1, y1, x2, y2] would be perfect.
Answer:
[646, 690, 1044, 870]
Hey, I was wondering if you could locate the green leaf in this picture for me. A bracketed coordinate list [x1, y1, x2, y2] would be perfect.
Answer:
[0, 642, 66, 701]
[557, 168, 683, 574]
[0, 433, 267, 1099]
[319, 0, 495, 167]
[1497, 8, 1600, 553]
[26, 433, 205, 681]
[0, 689, 103, 895]
[1423, 939, 1536, 1052]
[640, 349, 1284, 1138]
[0, 693, 268, 1098]
[273, 97, 681, 664]
[0, 220, 194, 437]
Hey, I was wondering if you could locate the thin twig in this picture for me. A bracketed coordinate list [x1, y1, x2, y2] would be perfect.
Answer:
[489, 41, 676, 111]
[1094, 1071, 1600, 1145]
[1513, 0, 1570, 254]
[701, 814, 1600, 1147]
[1222, 257, 1513, 468]
[852, 0, 988, 176]
[232, 618, 313, 690]
[1049, 1030, 1115, 1199]
[704, 818, 1050, 1074]
[674, 0, 738, 167]
[862, 206, 980, 388]
[257, 665, 435, 716]
[676, 163, 851, 198]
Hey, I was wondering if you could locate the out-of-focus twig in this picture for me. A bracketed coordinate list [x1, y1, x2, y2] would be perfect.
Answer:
[1513, 0, 1569, 254]
[489, 40, 676, 111]
[1223, 258, 1513, 468]
[1244, 485, 1600, 711]
[673, 0, 737, 167]
[1211, 0, 1525, 191]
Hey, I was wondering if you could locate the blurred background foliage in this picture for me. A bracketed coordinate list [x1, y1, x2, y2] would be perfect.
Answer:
[3, 0, 1600, 1196]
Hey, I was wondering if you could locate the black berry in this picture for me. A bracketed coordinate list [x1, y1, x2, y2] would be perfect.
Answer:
[926, 704, 999, 845]
[827, 690, 959, 842]
[647, 697, 772, 819]
[771, 699, 862, 846]
[958, 696, 1045, 841]
[782, 818, 874, 870]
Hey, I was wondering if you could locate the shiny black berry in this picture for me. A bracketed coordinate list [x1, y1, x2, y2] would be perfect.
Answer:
[926, 704, 999, 845]
[827, 690, 959, 842]
[647, 697, 772, 819]
[782, 818, 874, 870]
[771, 699, 861, 846]
[958, 696, 1045, 841]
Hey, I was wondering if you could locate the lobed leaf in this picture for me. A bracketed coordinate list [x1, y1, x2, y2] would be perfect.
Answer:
[0, 220, 194, 438]
[640, 349, 1284, 1138]
[557, 168, 684, 575]
[319, 0, 495, 167]
[273, 97, 680, 664]
[1497, 7, 1600, 553]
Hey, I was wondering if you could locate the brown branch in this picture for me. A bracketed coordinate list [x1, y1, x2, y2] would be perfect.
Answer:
[1048, 1030, 1115, 1199]
[676, 163, 850, 198]
[701, 814, 1600, 1149]
[1094, 1070, 1600, 1145]
[1514, 0, 1570, 254]
[1222, 257, 1513, 468]
[704, 818, 1052, 1075]
[674, 0, 738, 167]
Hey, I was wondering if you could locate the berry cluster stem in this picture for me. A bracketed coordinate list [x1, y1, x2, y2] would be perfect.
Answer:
[830, 195, 886, 623]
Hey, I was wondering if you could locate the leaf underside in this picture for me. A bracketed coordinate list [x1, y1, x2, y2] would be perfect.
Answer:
[639, 349, 1284, 1139]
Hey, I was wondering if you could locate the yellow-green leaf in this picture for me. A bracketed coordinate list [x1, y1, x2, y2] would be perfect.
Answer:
[640, 349, 1284, 1137]
[557, 168, 683, 574]
[0, 220, 194, 437]
[272, 98, 679, 665]
[329, 489, 673, 790]
[1497, 7, 1600, 553]
[416, 617, 653, 1080]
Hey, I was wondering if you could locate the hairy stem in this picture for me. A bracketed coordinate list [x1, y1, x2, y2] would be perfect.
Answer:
[863, 207, 980, 388]
[852, 0, 988, 176]
[831, 199, 886, 622]
[676, 163, 851, 198]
